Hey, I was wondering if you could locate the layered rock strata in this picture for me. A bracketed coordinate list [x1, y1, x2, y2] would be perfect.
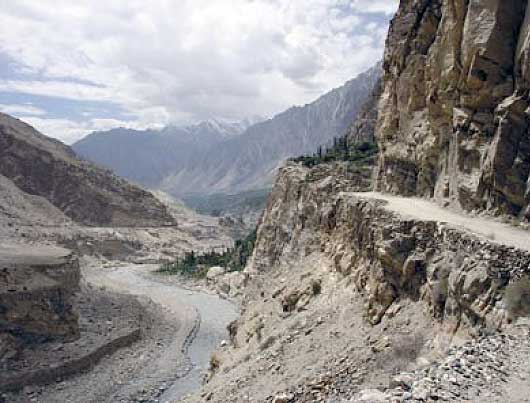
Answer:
[249, 165, 530, 331]
[0, 244, 80, 343]
[0, 113, 174, 227]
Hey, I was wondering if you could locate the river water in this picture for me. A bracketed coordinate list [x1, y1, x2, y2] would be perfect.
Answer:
[85, 264, 239, 402]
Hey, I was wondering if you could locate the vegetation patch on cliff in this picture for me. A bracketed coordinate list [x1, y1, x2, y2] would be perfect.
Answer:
[290, 140, 377, 168]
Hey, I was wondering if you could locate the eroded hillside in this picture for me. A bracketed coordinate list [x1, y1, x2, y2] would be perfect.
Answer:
[182, 2, 530, 402]
[0, 115, 239, 402]
[0, 113, 174, 227]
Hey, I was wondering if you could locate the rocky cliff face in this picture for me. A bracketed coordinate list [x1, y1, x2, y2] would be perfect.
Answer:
[375, 0, 530, 218]
[0, 244, 80, 344]
[248, 166, 529, 331]
[0, 113, 174, 227]
[188, 161, 530, 402]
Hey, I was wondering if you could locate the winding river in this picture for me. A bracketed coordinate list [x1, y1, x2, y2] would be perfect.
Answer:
[84, 264, 238, 402]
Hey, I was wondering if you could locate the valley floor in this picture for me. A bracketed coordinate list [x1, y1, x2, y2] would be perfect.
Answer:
[83, 264, 239, 402]
[6, 264, 238, 403]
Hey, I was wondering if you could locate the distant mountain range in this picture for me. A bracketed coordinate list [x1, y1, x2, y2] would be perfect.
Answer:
[73, 64, 381, 199]
[73, 118, 261, 188]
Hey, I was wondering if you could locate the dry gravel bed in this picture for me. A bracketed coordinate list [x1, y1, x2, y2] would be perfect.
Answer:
[3, 282, 184, 403]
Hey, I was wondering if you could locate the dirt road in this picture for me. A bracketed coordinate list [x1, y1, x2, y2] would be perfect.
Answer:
[352, 192, 530, 252]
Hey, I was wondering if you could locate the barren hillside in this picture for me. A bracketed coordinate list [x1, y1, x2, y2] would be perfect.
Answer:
[0, 113, 174, 227]
[180, 2, 530, 402]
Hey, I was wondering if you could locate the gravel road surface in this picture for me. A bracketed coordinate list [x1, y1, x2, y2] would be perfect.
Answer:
[352, 192, 530, 252]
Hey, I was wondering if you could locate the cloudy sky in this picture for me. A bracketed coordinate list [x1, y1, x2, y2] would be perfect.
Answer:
[0, 0, 398, 144]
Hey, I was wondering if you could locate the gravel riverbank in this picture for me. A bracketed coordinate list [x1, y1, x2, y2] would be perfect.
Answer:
[83, 264, 239, 402]
[6, 264, 238, 403]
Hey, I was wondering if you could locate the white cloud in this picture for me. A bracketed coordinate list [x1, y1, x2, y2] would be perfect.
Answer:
[0, 0, 399, 142]
[19, 117, 96, 144]
[0, 80, 118, 102]
[0, 103, 46, 116]
[350, 0, 398, 14]
[22, 116, 157, 144]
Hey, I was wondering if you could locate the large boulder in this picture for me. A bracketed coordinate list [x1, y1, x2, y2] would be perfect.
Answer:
[206, 266, 226, 281]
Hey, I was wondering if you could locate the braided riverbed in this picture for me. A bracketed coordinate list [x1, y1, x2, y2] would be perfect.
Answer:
[83, 264, 239, 402]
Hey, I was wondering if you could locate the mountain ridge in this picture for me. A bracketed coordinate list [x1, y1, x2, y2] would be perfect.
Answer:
[73, 64, 382, 198]
[73, 118, 258, 187]
[0, 112, 174, 227]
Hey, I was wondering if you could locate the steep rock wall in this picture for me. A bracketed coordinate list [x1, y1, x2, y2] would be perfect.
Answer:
[249, 165, 530, 332]
[375, 0, 530, 218]
[201, 145, 530, 401]
[0, 245, 80, 343]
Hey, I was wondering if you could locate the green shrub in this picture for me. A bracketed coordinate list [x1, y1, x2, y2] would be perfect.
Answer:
[209, 352, 222, 373]
[290, 139, 378, 168]
[311, 279, 322, 296]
